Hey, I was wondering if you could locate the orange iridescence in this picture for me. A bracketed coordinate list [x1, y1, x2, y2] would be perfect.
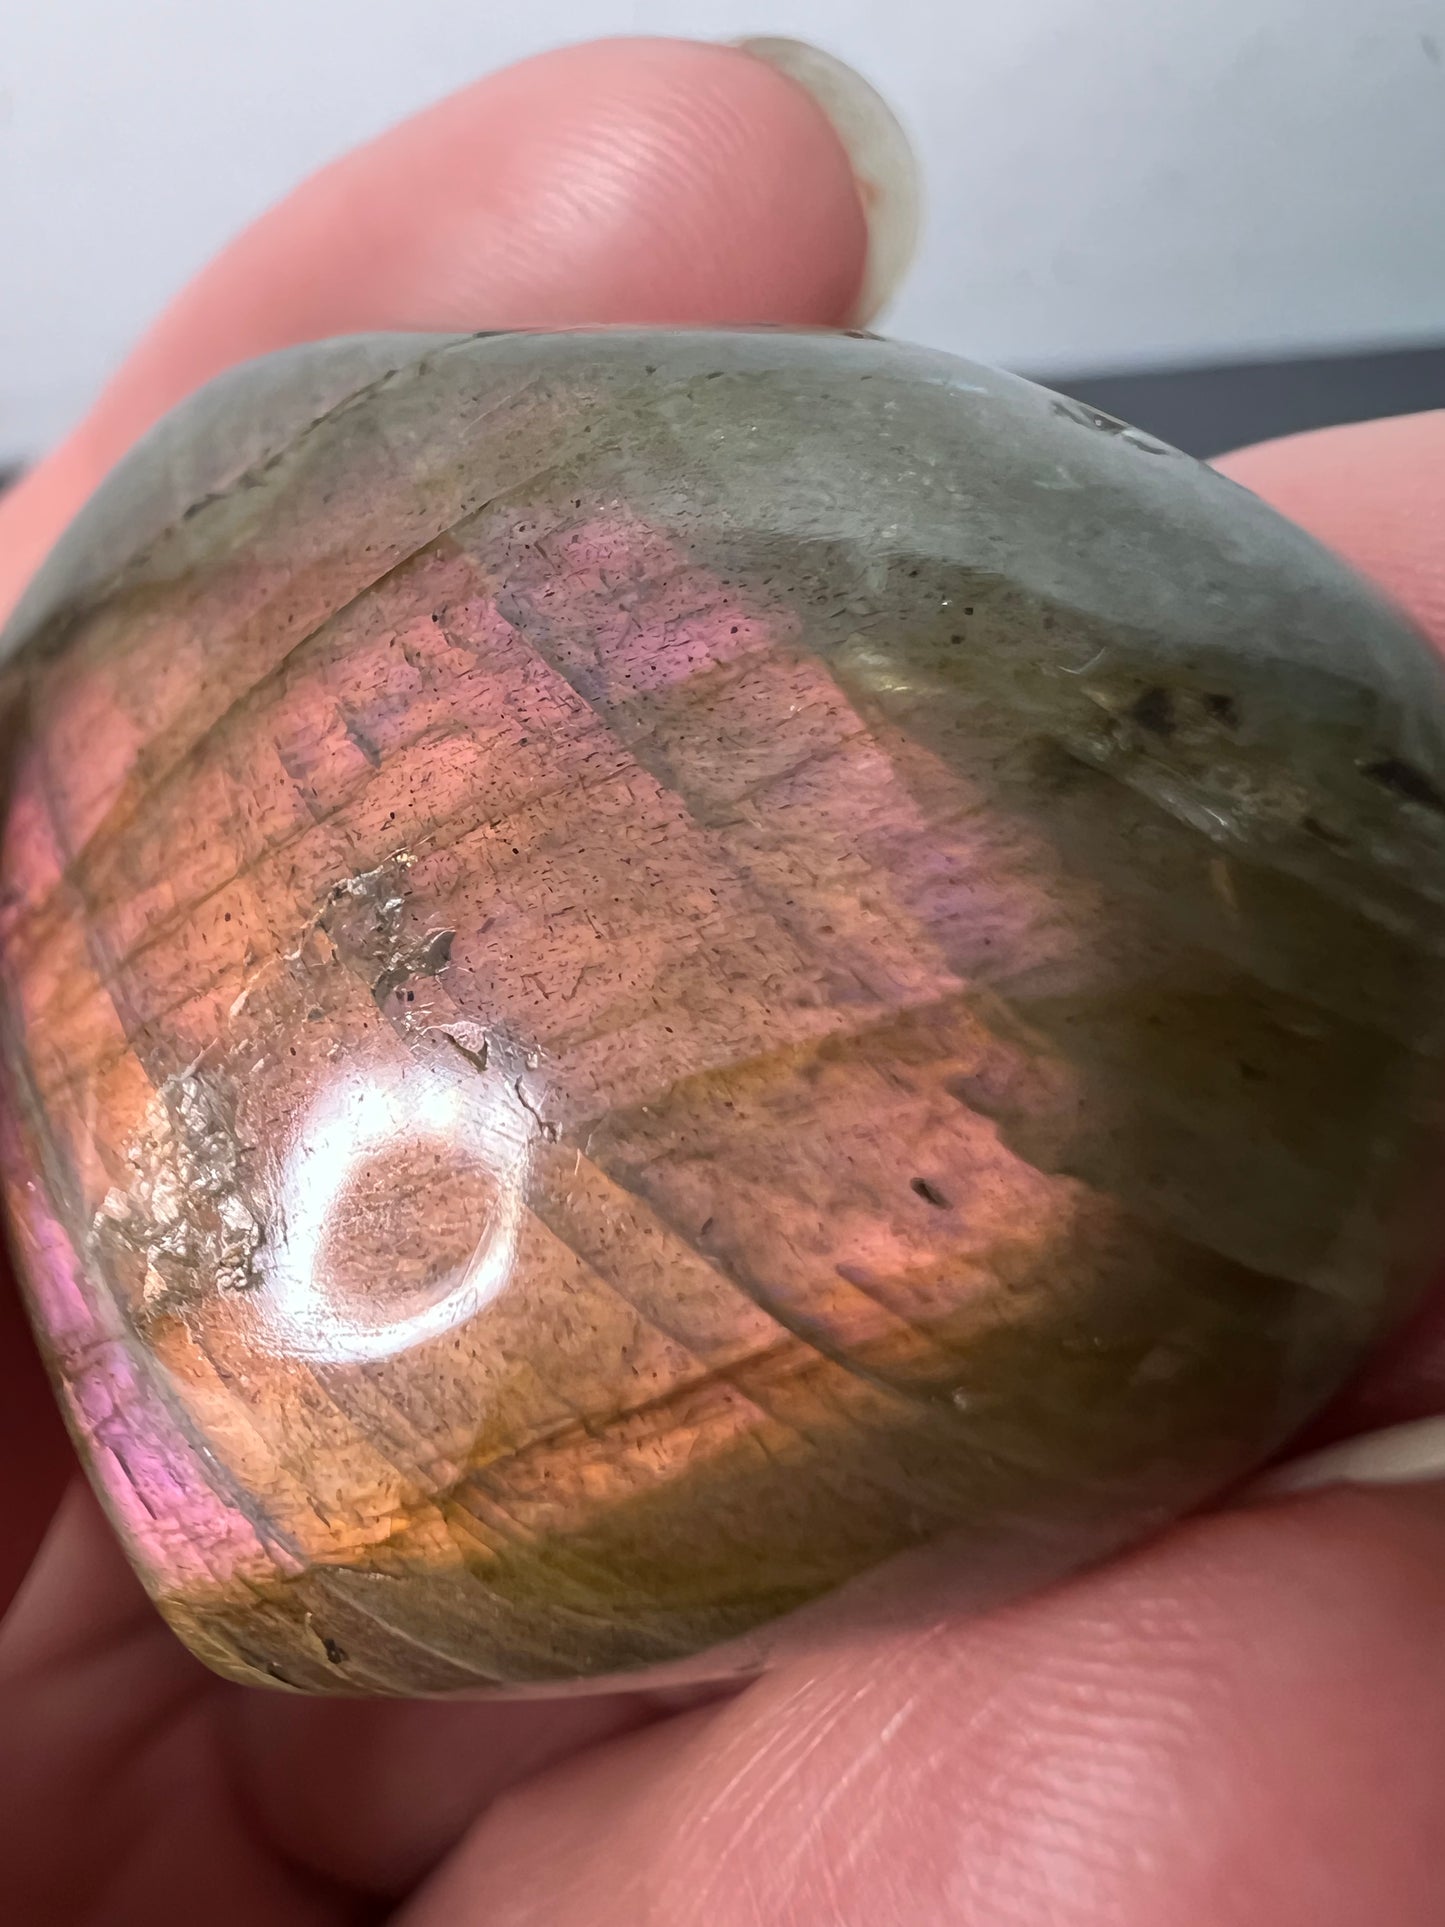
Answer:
[4, 331, 1444, 1693]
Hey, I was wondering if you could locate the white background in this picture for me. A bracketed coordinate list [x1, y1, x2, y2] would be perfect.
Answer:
[3, 0, 1445, 460]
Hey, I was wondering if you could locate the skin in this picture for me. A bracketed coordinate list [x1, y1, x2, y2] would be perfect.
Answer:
[1, 34, 1444, 1927]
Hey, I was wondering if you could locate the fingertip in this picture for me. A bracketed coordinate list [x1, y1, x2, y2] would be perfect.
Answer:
[733, 37, 920, 325]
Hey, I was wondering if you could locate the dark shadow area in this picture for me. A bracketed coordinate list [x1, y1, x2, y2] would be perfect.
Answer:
[1040, 340, 1445, 459]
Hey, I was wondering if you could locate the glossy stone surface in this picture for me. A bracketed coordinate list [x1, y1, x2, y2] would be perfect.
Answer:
[5, 329, 1445, 1697]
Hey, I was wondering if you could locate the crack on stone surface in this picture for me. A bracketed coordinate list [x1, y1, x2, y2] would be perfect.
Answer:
[514, 1078, 560, 1142]
[1049, 395, 1176, 455]
[312, 855, 457, 1008]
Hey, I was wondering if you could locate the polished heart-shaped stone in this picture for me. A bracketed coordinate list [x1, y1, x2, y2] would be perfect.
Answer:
[4, 329, 1445, 1696]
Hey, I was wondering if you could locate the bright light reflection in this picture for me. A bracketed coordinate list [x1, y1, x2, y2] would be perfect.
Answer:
[254, 1052, 530, 1364]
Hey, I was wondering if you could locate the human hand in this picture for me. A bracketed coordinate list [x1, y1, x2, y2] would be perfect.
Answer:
[2, 36, 1444, 1927]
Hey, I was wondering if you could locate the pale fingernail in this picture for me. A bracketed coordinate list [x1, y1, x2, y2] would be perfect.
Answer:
[734, 36, 921, 326]
[1250, 1415, 1445, 1498]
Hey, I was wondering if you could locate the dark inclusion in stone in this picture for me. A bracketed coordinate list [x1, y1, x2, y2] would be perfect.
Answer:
[3, 327, 1445, 1697]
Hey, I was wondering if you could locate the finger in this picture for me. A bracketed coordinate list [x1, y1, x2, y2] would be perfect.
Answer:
[0, 33, 907, 624]
[0, 1268, 69, 1612]
[405, 1483, 1445, 1927]
[0, 33, 905, 1622]
[0, 1484, 363, 1927]
[0, 1489, 712, 1917]
[223, 1688, 664, 1898]
[1215, 411, 1445, 648]
[0, 1481, 710, 1907]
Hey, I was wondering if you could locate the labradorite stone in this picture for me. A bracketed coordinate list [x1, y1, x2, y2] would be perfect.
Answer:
[4, 329, 1445, 1696]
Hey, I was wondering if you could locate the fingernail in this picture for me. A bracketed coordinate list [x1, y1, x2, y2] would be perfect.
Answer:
[734, 37, 921, 326]
[1249, 1415, 1445, 1498]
